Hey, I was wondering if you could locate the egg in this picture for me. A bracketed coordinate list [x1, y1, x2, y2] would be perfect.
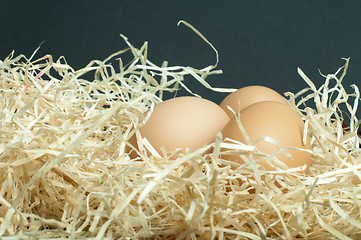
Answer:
[221, 101, 311, 171]
[220, 85, 288, 117]
[129, 96, 230, 158]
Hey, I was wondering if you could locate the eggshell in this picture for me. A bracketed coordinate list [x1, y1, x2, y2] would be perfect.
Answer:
[221, 101, 311, 171]
[129, 96, 230, 158]
[220, 85, 288, 117]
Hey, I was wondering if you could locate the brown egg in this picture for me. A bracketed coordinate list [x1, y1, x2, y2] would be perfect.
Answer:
[220, 85, 288, 117]
[221, 101, 311, 171]
[128, 96, 230, 158]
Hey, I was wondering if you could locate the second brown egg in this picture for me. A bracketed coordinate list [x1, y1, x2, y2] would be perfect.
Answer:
[221, 101, 312, 171]
[220, 85, 288, 117]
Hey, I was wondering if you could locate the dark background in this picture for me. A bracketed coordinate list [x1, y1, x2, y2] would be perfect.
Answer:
[1, 1, 361, 110]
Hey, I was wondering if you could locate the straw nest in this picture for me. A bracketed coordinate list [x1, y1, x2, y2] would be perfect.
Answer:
[1, 23, 361, 239]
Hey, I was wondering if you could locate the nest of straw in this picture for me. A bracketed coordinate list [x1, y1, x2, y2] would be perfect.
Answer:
[1, 25, 361, 239]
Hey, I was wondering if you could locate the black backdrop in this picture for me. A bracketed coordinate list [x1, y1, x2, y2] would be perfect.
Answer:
[1, 0, 361, 110]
